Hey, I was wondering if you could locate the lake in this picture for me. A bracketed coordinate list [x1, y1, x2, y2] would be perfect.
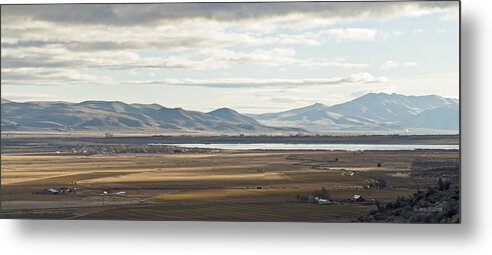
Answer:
[150, 143, 459, 151]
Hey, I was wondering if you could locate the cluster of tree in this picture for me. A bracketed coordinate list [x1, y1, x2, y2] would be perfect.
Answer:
[357, 179, 460, 223]
[64, 144, 221, 154]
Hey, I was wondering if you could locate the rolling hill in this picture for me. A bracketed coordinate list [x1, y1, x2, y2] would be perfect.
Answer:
[1, 93, 459, 134]
[0, 100, 302, 134]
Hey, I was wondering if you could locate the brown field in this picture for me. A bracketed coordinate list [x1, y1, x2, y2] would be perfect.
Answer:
[77, 202, 377, 222]
[1, 146, 459, 221]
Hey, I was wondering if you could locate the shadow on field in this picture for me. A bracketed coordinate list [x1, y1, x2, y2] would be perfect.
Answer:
[12, 9, 478, 244]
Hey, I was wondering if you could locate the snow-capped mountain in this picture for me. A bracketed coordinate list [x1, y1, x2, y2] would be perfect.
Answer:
[250, 93, 459, 132]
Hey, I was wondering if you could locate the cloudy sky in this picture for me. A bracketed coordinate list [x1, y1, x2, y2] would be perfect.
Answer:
[1, 1, 459, 113]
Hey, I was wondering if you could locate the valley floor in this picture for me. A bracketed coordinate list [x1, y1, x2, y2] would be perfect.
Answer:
[0, 141, 459, 221]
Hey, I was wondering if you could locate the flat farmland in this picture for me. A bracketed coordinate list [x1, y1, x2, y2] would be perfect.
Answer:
[1, 146, 459, 221]
[77, 202, 377, 222]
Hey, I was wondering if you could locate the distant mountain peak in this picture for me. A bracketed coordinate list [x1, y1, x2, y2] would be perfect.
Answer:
[208, 107, 241, 118]
[360, 92, 393, 98]
[309, 102, 328, 108]
[208, 107, 240, 116]
[294, 102, 328, 111]
[78, 100, 126, 105]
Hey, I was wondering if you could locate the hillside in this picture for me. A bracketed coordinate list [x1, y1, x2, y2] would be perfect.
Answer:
[357, 181, 460, 223]
[0, 99, 302, 134]
[250, 93, 459, 133]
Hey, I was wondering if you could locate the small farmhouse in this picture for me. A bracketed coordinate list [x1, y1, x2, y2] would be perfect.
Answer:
[318, 199, 333, 205]
[40, 188, 59, 195]
[353, 195, 365, 202]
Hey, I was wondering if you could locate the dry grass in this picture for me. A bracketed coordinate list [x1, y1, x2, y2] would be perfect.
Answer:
[1, 149, 459, 221]
[152, 188, 299, 201]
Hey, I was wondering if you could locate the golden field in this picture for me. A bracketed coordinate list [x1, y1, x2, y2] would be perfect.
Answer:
[1, 148, 459, 221]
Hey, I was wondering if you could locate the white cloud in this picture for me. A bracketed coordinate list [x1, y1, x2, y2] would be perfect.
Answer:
[1, 45, 226, 70]
[1, 2, 458, 52]
[1, 67, 114, 85]
[345, 73, 389, 83]
[1, 2, 455, 80]
[381, 61, 399, 70]
[1, 68, 388, 87]
[0, 1, 456, 100]
[2, 45, 369, 72]
[402, 62, 417, 67]
[325, 28, 379, 42]
[381, 61, 417, 70]
[197, 48, 369, 69]
[123, 73, 389, 88]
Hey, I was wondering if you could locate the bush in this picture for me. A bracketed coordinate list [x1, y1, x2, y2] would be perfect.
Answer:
[437, 178, 451, 191]
[357, 180, 460, 223]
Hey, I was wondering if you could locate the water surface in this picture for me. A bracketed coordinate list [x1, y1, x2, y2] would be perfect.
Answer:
[151, 143, 459, 151]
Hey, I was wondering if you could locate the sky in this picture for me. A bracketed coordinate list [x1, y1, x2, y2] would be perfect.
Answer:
[1, 1, 460, 114]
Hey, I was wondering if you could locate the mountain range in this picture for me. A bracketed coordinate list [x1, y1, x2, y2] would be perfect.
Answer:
[0, 100, 302, 134]
[249, 93, 459, 132]
[1, 93, 459, 134]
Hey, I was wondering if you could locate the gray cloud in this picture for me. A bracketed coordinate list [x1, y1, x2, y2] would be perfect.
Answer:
[0, 2, 455, 90]
[1, 56, 78, 69]
[1, 2, 458, 26]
